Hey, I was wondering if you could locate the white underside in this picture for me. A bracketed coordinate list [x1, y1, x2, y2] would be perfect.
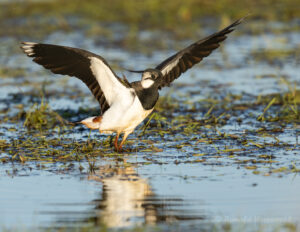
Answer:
[89, 57, 154, 134]
[99, 95, 153, 134]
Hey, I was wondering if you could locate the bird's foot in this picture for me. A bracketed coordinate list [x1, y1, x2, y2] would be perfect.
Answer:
[114, 147, 122, 153]
[114, 145, 131, 153]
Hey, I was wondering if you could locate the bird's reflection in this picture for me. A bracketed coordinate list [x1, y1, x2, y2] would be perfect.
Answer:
[88, 161, 154, 227]
[87, 159, 205, 228]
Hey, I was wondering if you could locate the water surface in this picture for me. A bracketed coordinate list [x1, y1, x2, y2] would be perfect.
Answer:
[0, 18, 299, 231]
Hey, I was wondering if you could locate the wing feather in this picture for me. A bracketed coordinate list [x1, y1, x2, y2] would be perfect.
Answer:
[21, 42, 129, 115]
[156, 17, 244, 89]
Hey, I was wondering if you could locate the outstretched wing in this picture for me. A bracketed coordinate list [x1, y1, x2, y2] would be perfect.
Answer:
[20, 42, 130, 115]
[155, 17, 244, 89]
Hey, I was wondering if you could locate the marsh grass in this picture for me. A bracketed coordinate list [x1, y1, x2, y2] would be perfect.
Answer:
[1, 222, 297, 232]
[1, 82, 298, 175]
[2, 0, 300, 25]
[23, 98, 67, 131]
[1, 0, 300, 43]
[0, 2, 299, 231]
[256, 81, 299, 123]
[0, 66, 28, 78]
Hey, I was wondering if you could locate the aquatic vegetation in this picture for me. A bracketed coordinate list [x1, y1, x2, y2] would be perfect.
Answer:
[256, 81, 299, 123]
[0, 4, 299, 229]
[0, 66, 27, 78]
[251, 49, 298, 65]
[2, 0, 300, 26]
[0, 72, 298, 181]
[23, 99, 67, 131]
[1, 0, 300, 43]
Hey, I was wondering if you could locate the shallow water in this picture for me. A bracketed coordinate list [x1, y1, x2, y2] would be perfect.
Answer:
[1, 159, 300, 230]
[0, 18, 300, 231]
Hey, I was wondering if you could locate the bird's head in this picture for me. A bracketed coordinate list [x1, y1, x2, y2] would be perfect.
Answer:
[141, 69, 162, 89]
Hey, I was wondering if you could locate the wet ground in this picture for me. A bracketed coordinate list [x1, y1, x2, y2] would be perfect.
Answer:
[0, 16, 299, 232]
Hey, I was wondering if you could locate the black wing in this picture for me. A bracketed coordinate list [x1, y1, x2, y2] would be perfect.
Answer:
[20, 42, 126, 115]
[156, 17, 244, 89]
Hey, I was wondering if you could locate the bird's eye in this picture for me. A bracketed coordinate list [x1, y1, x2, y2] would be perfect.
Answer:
[151, 74, 155, 79]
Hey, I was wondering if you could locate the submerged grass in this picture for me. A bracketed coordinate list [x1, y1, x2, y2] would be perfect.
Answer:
[23, 98, 67, 131]
[1, 85, 298, 177]
[0, 3, 299, 231]
[1, 221, 298, 232]
[256, 82, 299, 123]
[251, 48, 299, 65]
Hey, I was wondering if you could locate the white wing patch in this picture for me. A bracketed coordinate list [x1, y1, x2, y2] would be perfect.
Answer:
[89, 57, 132, 106]
[161, 58, 179, 75]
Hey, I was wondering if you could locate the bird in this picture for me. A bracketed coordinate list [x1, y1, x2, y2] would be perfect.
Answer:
[20, 17, 244, 152]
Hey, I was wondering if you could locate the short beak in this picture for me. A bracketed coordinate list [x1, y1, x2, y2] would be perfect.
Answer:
[67, 120, 82, 126]
[126, 69, 144, 73]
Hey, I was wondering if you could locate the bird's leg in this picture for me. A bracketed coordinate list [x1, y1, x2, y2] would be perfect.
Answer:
[118, 132, 130, 152]
[114, 133, 120, 152]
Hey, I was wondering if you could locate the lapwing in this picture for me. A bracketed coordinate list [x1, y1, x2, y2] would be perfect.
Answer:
[21, 18, 244, 152]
